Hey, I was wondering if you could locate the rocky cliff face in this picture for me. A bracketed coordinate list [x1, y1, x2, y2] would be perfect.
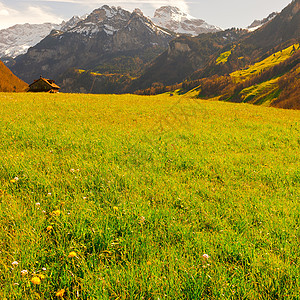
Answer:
[12, 5, 174, 84]
[152, 6, 221, 35]
[128, 29, 247, 91]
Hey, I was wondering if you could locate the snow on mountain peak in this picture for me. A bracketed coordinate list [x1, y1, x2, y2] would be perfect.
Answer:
[68, 6, 132, 36]
[154, 6, 195, 23]
[152, 6, 221, 36]
[67, 5, 172, 37]
[0, 23, 61, 58]
[60, 15, 87, 31]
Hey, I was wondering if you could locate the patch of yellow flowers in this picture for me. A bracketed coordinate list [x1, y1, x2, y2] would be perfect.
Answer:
[30, 273, 45, 285]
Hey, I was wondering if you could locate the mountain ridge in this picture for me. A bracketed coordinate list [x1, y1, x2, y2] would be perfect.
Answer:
[11, 5, 175, 86]
[133, 0, 300, 109]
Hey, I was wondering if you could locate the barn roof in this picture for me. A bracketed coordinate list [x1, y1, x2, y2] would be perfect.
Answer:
[29, 77, 60, 89]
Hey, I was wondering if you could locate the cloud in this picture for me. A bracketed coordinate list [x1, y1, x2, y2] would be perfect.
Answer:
[0, 2, 63, 29]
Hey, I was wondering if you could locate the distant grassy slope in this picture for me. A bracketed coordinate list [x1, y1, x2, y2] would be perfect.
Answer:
[216, 46, 236, 65]
[230, 43, 299, 82]
[239, 78, 280, 105]
[174, 43, 300, 109]
[189, 0, 300, 84]
[0, 60, 28, 92]
[0, 93, 299, 299]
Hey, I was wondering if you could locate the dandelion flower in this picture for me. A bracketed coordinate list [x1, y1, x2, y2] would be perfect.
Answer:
[10, 177, 19, 183]
[68, 251, 77, 258]
[56, 289, 65, 297]
[52, 210, 61, 216]
[46, 225, 53, 231]
[12, 261, 19, 266]
[21, 269, 28, 276]
[31, 276, 41, 285]
[202, 254, 209, 260]
[113, 206, 119, 211]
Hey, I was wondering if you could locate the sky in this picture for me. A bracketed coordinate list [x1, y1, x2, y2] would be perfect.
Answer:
[0, 0, 292, 30]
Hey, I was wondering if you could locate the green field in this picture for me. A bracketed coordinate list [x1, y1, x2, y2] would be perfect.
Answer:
[0, 93, 299, 299]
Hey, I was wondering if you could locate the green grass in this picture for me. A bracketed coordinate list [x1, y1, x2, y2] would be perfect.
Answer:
[216, 46, 235, 65]
[231, 43, 299, 82]
[0, 93, 299, 299]
[239, 77, 280, 104]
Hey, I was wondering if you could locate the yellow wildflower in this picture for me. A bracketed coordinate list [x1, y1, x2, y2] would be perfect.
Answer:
[68, 251, 77, 258]
[10, 177, 19, 183]
[52, 210, 61, 216]
[146, 261, 152, 266]
[56, 289, 65, 297]
[113, 206, 119, 211]
[31, 276, 41, 285]
[38, 274, 46, 280]
[46, 225, 53, 231]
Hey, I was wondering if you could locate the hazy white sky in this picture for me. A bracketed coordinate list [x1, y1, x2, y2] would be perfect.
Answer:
[0, 0, 292, 30]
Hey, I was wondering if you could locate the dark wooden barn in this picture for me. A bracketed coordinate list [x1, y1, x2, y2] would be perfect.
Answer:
[28, 76, 60, 93]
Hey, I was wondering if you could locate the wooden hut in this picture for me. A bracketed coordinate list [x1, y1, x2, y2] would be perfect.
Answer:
[28, 76, 60, 93]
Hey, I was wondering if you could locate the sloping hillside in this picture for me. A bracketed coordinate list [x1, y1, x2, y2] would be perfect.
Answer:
[133, 0, 299, 93]
[128, 29, 247, 92]
[177, 44, 300, 108]
[0, 60, 28, 92]
[135, 0, 300, 109]
[191, 0, 300, 81]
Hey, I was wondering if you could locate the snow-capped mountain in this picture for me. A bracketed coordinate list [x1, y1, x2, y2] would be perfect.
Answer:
[67, 6, 171, 37]
[152, 6, 221, 35]
[0, 14, 87, 59]
[60, 15, 87, 31]
[11, 5, 174, 84]
[247, 12, 278, 31]
[0, 23, 61, 58]
[1, 5, 220, 60]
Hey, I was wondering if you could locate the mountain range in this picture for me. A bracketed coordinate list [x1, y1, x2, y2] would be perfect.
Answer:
[0, 6, 220, 62]
[10, 6, 175, 92]
[0, 23, 61, 59]
[1, 1, 299, 109]
[132, 0, 300, 109]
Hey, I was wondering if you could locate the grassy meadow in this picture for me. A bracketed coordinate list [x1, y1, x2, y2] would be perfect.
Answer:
[0, 92, 299, 299]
